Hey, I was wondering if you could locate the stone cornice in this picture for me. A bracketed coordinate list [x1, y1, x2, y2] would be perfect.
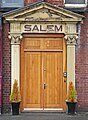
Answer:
[3, 1, 84, 22]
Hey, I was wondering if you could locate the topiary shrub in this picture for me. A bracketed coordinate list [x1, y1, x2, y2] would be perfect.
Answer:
[66, 81, 77, 102]
[10, 79, 21, 103]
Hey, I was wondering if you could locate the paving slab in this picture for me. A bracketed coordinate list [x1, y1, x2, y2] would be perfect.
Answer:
[0, 112, 88, 120]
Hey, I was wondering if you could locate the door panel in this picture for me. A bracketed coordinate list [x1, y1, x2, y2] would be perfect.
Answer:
[43, 52, 63, 108]
[21, 35, 66, 111]
[24, 52, 43, 108]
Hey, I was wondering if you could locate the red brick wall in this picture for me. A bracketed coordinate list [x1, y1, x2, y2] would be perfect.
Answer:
[2, 23, 11, 113]
[76, 13, 88, 111]
[47, 0, 63, 6]
[24, 0, 63, 6]
[24, 0, 39, 5]
[1, 0, 88, 113]
[0, 23, 2, 114]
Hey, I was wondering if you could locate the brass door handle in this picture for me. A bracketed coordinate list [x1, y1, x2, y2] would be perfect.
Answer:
[44, 83, 47, 89]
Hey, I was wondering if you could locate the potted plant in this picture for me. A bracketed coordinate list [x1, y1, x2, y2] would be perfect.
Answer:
[66, 81, 77, 115]
[10, 79, 21, 115]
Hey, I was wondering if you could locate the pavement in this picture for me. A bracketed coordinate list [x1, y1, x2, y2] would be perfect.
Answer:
[0, 112, 88, 120]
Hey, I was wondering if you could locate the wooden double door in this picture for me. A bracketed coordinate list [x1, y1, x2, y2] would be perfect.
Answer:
[21, 34, 66, 111]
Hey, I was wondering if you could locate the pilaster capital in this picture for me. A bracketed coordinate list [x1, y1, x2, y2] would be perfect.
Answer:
[8, 33, 23, 45]
[64, 34, 78, 45]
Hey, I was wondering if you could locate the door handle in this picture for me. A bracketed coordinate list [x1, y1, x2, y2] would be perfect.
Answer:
[44, 83, 47, 89]
[64, 80, 67, 83]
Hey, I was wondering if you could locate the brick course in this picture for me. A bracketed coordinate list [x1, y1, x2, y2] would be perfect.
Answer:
[47, 0, 63, 6]
[76, 13, 88, 111]
[0, 25, 2, 114]
[2, 23, 11, 113]
[24, 0, 63, 6]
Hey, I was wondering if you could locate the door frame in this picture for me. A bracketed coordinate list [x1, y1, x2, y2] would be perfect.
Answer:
[20, 33, 67, 111]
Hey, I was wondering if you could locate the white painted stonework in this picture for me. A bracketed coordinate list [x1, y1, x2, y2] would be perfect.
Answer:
[65, 35, 77, 88]
[22, 24, 64, 33]
[11, 45, 20, 88]
[8, 33, 22, 88]
[3, 1, 83, 91]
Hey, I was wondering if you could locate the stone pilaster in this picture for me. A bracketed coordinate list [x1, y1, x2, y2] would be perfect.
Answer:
[8, 33, 22, 88]
[65, 34, 78, 89]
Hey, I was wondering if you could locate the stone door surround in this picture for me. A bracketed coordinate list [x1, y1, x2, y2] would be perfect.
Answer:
[3, 1, 83, 90]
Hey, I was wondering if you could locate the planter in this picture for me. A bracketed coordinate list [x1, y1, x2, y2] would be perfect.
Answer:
[11, 102, 20, 115]
[66, 102, 77, 115]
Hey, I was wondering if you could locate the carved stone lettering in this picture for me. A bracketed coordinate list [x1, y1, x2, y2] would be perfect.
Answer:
[32, 25, 39, 31]
[25, 25, 31, 31]
[40, 25, 46, 31]
[47, 25, 54, 31]
[55, 25, 62, 32]
[24, 24, 63, 33]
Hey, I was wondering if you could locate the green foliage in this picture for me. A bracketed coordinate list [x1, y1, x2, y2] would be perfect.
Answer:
[66, 81, 77, 102]
[10, 79, 21, 103]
